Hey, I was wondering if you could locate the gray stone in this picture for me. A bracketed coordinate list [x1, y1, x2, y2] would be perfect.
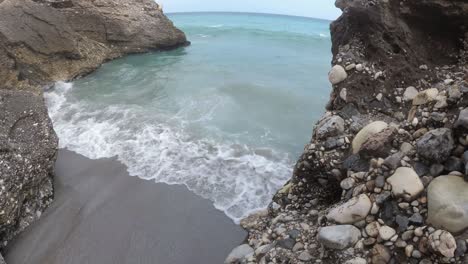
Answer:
[427, 176, 468, 233]
[316, 115, 345, 139]
[277, 238, 295, 250]
[416, 128, 454, 162]
[403, 86, 418, 101]
[328, 65, 348, 84]
[429, 164, 444, 177]
[444, 157, 463, 173]
[317, 225, 361, 250]
[409, 213, 423, 225]
[455, 108, 468, 129]
[455, 240, 467, 257]
[225, 244, 254, 264]
[298, 251, 313, 261]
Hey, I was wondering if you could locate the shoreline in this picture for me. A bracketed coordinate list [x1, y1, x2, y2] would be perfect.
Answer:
[5, 149, 246, 264]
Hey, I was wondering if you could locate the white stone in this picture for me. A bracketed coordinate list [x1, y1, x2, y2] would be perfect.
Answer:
[355, 64, 364, 71]
[387, 167, 424, 199]
[412, 88, 439, 105]
[327, 194, 372, 224]
[376, 93, 383, 101]
[318, 225, 361, 249]
[225, 244, 254, 264]
[328, 65, 348, 85]
[427, 176, 468, 233]
[352, 121, 388, 154]
[429, 230, 457, 258]
[345, 63, 356, 71]
[340, 88, 347, 102]
[379, 226, 396, 241]
[340, 177, 355, 190]
[345, 257, 367, 264]
[403, 86, 418, 101]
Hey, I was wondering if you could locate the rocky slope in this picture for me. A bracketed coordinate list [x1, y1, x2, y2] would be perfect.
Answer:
[226, 0, 468, 263]
[0, 0, 187, 257]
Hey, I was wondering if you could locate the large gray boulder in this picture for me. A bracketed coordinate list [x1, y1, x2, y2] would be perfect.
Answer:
[427, 176, 468, 233]
[0, 89, 58, 246]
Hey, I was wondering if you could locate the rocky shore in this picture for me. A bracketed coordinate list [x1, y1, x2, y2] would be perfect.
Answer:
[227, 1, 468, 263]
[0, 0, 187, 260]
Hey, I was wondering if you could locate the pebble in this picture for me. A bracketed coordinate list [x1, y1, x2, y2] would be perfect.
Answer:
[379, 226, 396, 241]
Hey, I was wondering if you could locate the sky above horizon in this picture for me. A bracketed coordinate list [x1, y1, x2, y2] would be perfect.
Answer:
[157, 0, 341, 21]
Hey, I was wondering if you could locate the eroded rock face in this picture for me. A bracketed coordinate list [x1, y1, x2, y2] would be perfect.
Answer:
[0, 0, 188, 91]
[0, 90, 58, 246]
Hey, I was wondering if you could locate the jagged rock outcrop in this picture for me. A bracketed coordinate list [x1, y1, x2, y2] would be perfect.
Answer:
[0, 0, 187, 254]
[0, 0, 188, 92]
[231, 0, 468, 263]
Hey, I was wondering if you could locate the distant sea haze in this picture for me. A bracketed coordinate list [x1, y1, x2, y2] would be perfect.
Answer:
[45, 12, 332, 222]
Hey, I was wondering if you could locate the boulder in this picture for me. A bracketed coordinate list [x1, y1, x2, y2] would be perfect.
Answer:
[0, 90, 58, 246]
[317, 225, 361, 250]
[387, 167, 424, 199]
[352, 121, 388, 154]
[427, 176, 468, 233]
[224, 244, 254, 264]
[328, 65, 348, 84]
[315, 115, 345, 139]
[327, 194, 372, 224]
[416, 128, 454, 162]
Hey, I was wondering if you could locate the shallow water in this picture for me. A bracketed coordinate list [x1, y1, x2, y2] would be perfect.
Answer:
[45, 12, 332, 222]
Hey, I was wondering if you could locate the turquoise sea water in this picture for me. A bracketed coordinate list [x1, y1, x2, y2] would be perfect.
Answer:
[45, 12, 332, 222]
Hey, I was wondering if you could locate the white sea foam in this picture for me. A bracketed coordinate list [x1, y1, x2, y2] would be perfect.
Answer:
[46, 82, 293, 223]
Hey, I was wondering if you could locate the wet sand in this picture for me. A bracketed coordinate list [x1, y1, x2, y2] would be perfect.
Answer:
[5, 150, 246, 264]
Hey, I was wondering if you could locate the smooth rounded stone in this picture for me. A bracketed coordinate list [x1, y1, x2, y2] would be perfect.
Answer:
[352, 121, 388, 154]
[429, 230, 457, 258]
[328, 65, 348, 84]
[455, 108, 468, 129]
[316, 115, 345, 139]
[317, 225, 361, 250]
[402, 230, 414, 241]
[327, 194, 372, 224]
[387, 167, 424, 199]
[416, 128, 454, 162]
[371, 244, 391, 264]
[355, 64, 364, 71]
[365, 222, 381, 237]
[379, 226, 396, 241]
[412, 249, 422, 258]
[340, 88, 348, 101]
[400, 142, 414, 154]
[427, 176, 468, 233]
[412, 88, 438, 105]
[345, 257, 367, 264]
[225, 244, 254, 264]
[298, 251, 313, 261]
[341, 177, 356, 190]
[403, 86, 419, 101]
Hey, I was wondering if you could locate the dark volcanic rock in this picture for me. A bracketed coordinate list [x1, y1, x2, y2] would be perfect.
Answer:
[0, 90, 58, 246]
[0, 0, 188, 91]
[416, 128, 454, 162]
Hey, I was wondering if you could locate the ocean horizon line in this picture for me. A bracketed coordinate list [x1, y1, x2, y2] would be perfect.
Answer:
[165, 11, 334, 22]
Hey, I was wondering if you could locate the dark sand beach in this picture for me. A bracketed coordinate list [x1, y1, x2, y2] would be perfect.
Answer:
[5, 150, 246, 264]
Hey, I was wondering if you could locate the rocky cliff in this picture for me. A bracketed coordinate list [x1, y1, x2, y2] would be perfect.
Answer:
[0, 0, 187, 256]
[227, 0, 468, 263]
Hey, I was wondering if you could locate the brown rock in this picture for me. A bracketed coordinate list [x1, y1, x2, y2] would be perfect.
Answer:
[371, 244, 391, 264]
